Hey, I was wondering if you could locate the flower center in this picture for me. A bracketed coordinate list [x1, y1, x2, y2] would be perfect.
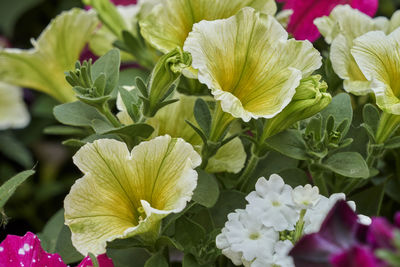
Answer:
[272, 200, 281, 207]
[249, 232, 260, 240]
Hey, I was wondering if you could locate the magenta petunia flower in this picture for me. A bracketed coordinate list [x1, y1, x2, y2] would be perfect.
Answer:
[277, 0, 378, 41]
[110, 0, 137, 5]
[289, 200, 381, 267]
[0, 232, 114, 267]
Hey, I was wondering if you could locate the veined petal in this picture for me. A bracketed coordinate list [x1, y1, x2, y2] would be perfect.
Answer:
[314, 5, 392, 95]
[351, 30, 400, 115]
[0, 82, 30, 130]
[64, 136, 201, 255]
[184, 7, 321, 122]
[206, 137, 246, 174]
[147, 94, 246, 173]
[280, 0, 378, 41]
[0, 9, 98, 102]
[88, 4, 138, 61]
[139, 0, 277, 53]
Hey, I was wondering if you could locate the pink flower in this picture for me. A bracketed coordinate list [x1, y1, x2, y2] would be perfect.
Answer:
[277, 0, 378, 41]
[0, 232, 114, 267]
[110, 0, 137, 5]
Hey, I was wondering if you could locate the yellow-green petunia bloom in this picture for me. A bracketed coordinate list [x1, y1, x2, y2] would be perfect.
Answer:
[183, 7, 322, 122]
[64, 135, 201, 255]
[88, 5, 139, 62]
[139, 0, 277, 54]
[314, 5, 400, 95]
[0, 82, 30, 130]
[116, 89, 246, 173]
[0, 9, 98, 103]
[351, 29, 400, 115]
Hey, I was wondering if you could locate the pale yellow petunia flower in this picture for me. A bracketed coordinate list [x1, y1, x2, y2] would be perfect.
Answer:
[314, 5, 400, 95]
[139, 0, 277, 54]
[117, 89, 246, 173]
[0, 82, 30, 130]
[351, 29, 400, 115]
[64, 135, 201, 255]
[184, 7, 322, 122]
[0, 9, 98, 103]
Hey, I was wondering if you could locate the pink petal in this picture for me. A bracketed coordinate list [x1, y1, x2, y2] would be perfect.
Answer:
[78, 254, 114, 267]
[330, 246, 380, 267]
[110, 0, 137, 5]
[0, 232, 67, 267]
[279, 0, 378, 41]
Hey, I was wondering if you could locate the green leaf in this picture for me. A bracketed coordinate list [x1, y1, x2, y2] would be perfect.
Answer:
[0, 133, 33, 168]
[385, 136, 400, 149]
[0, 170, 34, 209]
[363, 104, 380, 134]
[183, 254, 204, 267]
[144, 251, 168, 267]
[376, 249, 400, 267]
[54, 101, 107, 127]
[192, 169, 219, 208]
[38, 209, 83, 264]
[194, 99, 211, 137]
[323, 152, 369, 178]
[350, 182, 385, 216]
[62, 139, 86, 147]
[175, 216, 206, 249]
[107, 237, 146, 250]
[119, 86, 142, 123]
[44, 125, 86, 136]
[92, 48, 121, 95]
[320, 93, 353, 136]
[119, 68, 149, 87]
[103, 123, 154, 139]
[210, 190, 246, 228]
[305, 115, 322, 142]
[107, 248, 150, 267]
[385, 177, 400, 204]
[265, 129, 309, 160]
[92, 119, 114, 134]
[278, 168, 310, 188]
[155, 236, 184, 251]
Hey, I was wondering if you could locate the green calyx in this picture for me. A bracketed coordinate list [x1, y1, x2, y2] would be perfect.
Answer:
[262, 75, 331, 139]
[139, 47, 192, 117]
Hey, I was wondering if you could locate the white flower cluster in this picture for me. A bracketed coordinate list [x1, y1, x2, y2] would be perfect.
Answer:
[216, 174, 369, 267]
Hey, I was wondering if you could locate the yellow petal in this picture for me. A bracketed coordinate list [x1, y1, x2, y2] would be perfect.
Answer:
[0, 9, 98, 102]
[0, 82, 30, 130]
[139, 0, 277, 53]
[184, 7, 321, 122]
[64, 136, 201, 255]
[314, 5, 394, 95]
[148, 94, 246, 173]
[206, 137, 246, 174]
[351, 30, 400, 115]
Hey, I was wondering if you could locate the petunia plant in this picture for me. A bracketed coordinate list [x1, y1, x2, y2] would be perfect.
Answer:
[1, 0, 400, 266]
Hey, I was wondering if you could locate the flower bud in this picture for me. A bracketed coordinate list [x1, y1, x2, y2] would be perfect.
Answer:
[263, 75, 331, 138]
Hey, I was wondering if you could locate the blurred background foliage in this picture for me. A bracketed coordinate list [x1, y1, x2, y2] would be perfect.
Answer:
[1, 0, 400, 242]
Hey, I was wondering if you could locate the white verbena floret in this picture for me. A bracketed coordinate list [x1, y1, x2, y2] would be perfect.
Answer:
[292, 184, 320, 209]
[217, 174, 370, 266]
[245, 174, 299, 231]
[216, 208, 278, 266]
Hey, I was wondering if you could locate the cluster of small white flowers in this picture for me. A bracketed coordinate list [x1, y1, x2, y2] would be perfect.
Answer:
[216, 174, 369, 267]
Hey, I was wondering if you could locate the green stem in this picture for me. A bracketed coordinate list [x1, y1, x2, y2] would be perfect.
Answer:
[293, 209, 306, 243]
[238, 152, 260, 192]
[209, 103, 234, 142]
[100, 102, 121, 128]
[376, 112, 400, 144]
